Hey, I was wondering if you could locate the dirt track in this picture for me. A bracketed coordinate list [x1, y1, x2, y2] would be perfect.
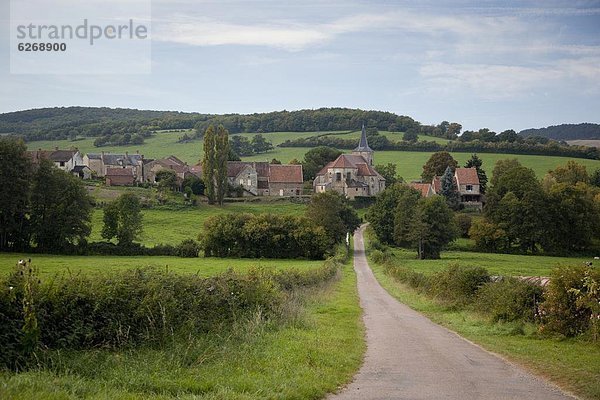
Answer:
[328, 226, 576, 400]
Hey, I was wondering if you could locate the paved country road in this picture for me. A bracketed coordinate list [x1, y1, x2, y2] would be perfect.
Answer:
[328, 226, 576, 400]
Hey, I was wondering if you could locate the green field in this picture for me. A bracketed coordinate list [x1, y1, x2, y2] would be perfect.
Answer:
[89, 201, 308, 246]
[0, 253, 323, 278]
[0, 252, 364, 400]
[26, 131, 600, 181]
[384, 247, 593, 277]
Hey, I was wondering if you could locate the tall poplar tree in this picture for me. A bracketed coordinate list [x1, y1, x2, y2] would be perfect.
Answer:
[202, 125, 216, 204]
[215, 125, 230, 205]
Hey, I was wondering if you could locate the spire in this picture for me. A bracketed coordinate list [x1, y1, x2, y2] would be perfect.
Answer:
[354, 123, 372, 152]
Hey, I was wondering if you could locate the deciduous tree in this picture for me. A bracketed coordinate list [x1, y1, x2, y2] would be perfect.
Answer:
[102, 193, 143, 246]
[421, 151, 458, 182]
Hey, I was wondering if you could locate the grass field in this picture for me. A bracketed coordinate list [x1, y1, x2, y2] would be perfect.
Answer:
[367, 254, 600, 400]
[0, 252, 364, 399]
[0, 253, 323, 278]
[383, 247, 593, 277]
[26, 131, 600, 181]
[88, 201, 308, 246]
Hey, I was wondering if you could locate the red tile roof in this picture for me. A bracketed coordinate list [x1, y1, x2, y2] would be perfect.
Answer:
[331, 155, 357, 168]
[409, 183, 432, 197]
[455, 168, 479, 185]
[269, 164, 303, 183]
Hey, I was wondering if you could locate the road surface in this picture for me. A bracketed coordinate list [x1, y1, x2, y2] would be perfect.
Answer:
[328, 226, 576, 400]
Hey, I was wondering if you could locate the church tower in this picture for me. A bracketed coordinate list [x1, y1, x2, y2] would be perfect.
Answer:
[352, 123, 374, 165]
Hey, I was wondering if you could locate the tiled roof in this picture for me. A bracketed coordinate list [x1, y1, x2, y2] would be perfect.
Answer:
[455, 168, 480, 185]
[331, 154, 357, 168]
[71, 165, 90, 173]
[227, 162, 252, 177]
[409, 183, 432, 197]
[357, 163, 378, 176]
[102, 154, 143, 166]
[316, 161, 334, 176]
[269, 164, 303, 183]
[86, 153, 102, 160]
[49, 150, 77, 162]
[106, 167, 134, 176]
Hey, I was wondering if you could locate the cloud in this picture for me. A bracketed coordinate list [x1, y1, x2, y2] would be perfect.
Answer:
[419, 58, 600, 99]
[152, 10, 524, 51]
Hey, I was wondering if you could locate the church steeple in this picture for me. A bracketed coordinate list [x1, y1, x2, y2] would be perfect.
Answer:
[352, 123, 374, 165]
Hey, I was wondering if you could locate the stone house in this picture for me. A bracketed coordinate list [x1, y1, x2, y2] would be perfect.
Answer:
[105, 167, 135, 186]
[27, 148, 84, 173]
[226, 161, 303, 196]
[413, 167, 483, 209]
[84, 151, 144, 182]
[313, 125, 386, 198]
[143, 155, 189, 184]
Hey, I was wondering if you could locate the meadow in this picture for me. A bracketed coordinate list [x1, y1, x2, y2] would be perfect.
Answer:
[27, 130, 600, 181]
[0, 253, 323, 277]
[88, 201, 308, 246]
[383, 247, 594, 277]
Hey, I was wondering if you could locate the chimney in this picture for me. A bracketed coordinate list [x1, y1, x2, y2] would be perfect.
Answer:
[55, 146, 59, 151]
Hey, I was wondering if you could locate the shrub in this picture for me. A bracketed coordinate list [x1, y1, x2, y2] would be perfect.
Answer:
[476, 278, 544, 322]
[428, 264, 490, 305]
[0, 258, 341, 369]
[541, 265, 600, 337]
[455, 214, 472, 238]
[370, 249, 388, 264]
[177, 239, 200, 258]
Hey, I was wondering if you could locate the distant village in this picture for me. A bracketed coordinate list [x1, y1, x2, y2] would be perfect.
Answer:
[25, 126, 482, 208]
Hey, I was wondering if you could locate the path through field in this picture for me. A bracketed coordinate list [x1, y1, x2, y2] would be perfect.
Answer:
[328, 226, 575, 400]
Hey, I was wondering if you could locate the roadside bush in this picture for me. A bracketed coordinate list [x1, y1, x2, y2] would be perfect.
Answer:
[541, 265, 600, 337]
[177, 239, 200, 258]
[0, 258, 341, 370]
[476, 278, 544, 322]
[383, 263, 429, 291]
[428, 264, 490, 305]
[84, 242, 177, 256]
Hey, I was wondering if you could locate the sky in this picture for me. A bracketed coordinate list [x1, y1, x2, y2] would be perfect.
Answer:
[1, 0, 600, 132]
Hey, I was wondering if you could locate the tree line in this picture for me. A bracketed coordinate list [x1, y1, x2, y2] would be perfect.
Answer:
[280, 130, 600, 160]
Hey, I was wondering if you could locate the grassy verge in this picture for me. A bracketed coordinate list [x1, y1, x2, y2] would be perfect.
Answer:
[0, 254, 364, 399]
[365, 237, 600, 399]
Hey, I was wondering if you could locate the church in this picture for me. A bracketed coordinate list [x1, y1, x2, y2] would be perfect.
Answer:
[313, 125, 386, 198]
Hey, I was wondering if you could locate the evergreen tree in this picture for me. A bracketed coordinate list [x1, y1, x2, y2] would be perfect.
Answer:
[202, 125, 216, 204]
[215, 125, 230, 206]
[464, 154, 488, 193]
[440, 166, 461, 210]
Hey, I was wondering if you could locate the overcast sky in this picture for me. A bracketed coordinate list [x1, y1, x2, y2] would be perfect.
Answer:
[1, 0, 600, 132]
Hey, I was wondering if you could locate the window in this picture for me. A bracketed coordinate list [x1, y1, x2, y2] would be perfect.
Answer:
[336, 172, 341, 181]
[59, 161, 65, 167]
[247, 179, 252, 186]
[240, 179, 244, 185]
[346, 172, 351, 181]
[466, 185, 473, 191]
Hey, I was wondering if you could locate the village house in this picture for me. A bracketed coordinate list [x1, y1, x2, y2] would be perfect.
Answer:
[143, 155, 190, 184]
[196, 161, 303, 196]
[226, 161, 303, 196]
[105, 167, 136, 186]
[409, 167, 483, 209]
[83, 151, 145, 182]
[313, 125, 386, 198]
[27, 148, 84, 173]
